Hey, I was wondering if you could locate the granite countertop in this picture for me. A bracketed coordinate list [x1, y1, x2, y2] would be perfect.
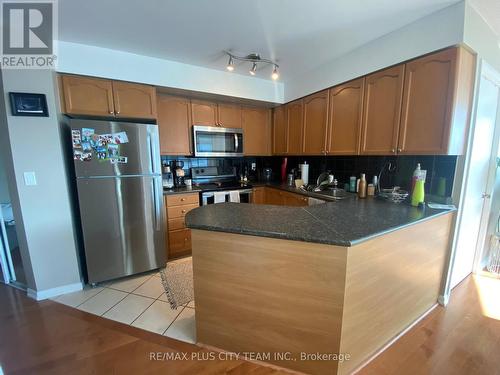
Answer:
[185, 191, 455, 247]
[163, 186, 201, 195]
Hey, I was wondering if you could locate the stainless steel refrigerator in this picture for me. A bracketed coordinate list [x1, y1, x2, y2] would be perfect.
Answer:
[69, 119, 165, 284]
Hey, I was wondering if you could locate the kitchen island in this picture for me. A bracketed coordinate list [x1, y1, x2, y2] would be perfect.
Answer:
[186, 198, 454, 375]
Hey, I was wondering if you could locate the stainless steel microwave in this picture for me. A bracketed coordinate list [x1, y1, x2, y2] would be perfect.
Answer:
[193, 125, 243, 157]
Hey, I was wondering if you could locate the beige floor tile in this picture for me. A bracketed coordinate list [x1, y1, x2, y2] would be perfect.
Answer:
[132, 276, 165, 299]
[78, 288, 128, 316]
[107, 274, 152, 293]
[164, 307, 196, 344]
[52, 286, 103, 307]
[131, 300, 182, 334]
[103, 294, 154, 324]
[185, 300, 195, 308]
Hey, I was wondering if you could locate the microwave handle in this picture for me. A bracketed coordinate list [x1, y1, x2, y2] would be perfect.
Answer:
[234, 133, 239, 151]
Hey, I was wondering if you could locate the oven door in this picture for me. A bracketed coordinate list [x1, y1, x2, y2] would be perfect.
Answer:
[201, 189, 253, 205]
[193, 125, 243, 157]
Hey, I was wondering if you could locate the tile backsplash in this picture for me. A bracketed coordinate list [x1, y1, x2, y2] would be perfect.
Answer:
[161, 154, 457, 197]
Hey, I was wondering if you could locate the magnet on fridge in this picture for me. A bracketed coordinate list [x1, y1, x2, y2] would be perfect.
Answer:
[81, 128, 95, 142]
[113, 131, 129, 144]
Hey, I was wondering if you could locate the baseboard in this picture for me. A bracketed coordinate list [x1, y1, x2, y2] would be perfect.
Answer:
[27, 282, 83, 301]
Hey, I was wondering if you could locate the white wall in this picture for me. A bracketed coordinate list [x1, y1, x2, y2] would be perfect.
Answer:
[0, 69, 82, 298]
[57, 41, 284, 104]
[284, 1, 466, 102]
[463, 3, 500, 73]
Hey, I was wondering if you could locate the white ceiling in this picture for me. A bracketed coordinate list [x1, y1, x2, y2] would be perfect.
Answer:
[469, 0, 500, 37]
[59, 0, 461, 82]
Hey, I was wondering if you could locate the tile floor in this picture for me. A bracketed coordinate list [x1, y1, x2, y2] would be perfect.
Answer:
[51, 261, 196, 344]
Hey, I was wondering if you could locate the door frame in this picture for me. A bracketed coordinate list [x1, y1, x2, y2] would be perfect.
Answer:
[0, 205, 15, 284]
[439, 60, 500, 305]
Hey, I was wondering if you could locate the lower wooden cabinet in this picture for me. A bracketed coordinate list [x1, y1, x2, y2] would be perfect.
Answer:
[165, 193, 200, 259]
[252, 187, 310, 206]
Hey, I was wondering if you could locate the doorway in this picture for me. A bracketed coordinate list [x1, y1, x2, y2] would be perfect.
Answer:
[450, 61, 500, 290]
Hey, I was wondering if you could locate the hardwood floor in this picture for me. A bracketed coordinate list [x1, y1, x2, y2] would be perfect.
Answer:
[359, 275, 500, 375]
[0, 275, 499, 375]
[0, 284, 288, 375]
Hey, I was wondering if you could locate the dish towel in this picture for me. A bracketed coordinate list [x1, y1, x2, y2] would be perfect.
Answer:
[229, 190, 240, 203]
[214, 191, 226, 203]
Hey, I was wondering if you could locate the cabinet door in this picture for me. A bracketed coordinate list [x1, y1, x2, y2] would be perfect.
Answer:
[61, 75, 114, 116]
[157, 95, 191, 155]
[242, 107, 271, 155]
[303, 90, 329, 155]
[217, 103, 242, 128]
[398, 48, 458, 154]
[282, 191, 309, 206]
[265, 188, 284, 205]
[252, 187, 266, 204]
[273, 106, 288, 154]
[112, 81, 157, 119]
[191, 100, 217, 126]
[360, 65, 405, 155]
[287, 100, 304, 155]
[328, 78, 364, 155]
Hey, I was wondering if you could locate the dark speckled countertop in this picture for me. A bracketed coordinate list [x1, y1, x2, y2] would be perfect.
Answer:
[185, 186, 455, 246]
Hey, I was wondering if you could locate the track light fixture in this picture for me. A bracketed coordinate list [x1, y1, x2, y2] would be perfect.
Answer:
[224, 51, 279, 80]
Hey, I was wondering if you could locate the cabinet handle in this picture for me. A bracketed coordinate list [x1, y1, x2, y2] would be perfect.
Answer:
[184, 238, 188, 241]
[181, 209, 186, 213]
[116, 110, 120, 115]
[391, 149, 396, 153]
[180, 198, 186, 201]
[397, 148, 402, 153]
[109, 110, 114, 115]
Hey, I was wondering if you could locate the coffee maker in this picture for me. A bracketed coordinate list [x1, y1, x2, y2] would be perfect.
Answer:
[170, 160, 186, 187]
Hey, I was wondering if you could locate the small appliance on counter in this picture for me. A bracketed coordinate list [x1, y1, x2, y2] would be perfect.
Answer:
[162, 164, 174, 188]
[262, 167, 273, 182]
[170, 160, 186, 187]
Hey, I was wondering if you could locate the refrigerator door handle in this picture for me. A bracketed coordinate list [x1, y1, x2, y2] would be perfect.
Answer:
[148, 126, 161, 175]
[152, 177, 162, 231]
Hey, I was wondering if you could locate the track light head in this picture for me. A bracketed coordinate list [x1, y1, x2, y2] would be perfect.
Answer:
[271, 65, 279, 80]
[249, 62, 257, 76]
[226, 56, 234, 71]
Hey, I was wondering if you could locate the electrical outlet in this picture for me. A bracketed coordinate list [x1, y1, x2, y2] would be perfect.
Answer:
[23, 172, 37, 186]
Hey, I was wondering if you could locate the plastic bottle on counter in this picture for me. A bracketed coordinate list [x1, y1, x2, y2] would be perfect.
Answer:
[349, 176, 356, 192]
[411, 175, 425, 207]
[300, 162, 309, 186]
[358, 174, 367, 198]
[411, 163, 421, 193]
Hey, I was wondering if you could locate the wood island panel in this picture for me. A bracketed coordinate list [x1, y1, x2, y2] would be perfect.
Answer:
[192, 230, 348, 375]
[338, 213, 453, 375]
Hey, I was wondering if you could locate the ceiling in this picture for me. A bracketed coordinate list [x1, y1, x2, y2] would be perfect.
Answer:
[469, 0, 500, 37]
[58, 0, 461, 82]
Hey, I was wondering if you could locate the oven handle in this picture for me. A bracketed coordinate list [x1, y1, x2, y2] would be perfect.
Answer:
[201, 188, 253, 205]
[234, 133, 239, 151]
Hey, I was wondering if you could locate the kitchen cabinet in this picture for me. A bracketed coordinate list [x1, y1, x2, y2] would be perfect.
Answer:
[191, 100, 218, 126]
[273, 105, 288, 154]
[157, 95, 191, 155]
[112, 81, 157, 119]
[252, 187, 309, 206]
[398, 47, 475, 155]
[217, 103, 242, 128]
[287, 100, 304, 155]
[61, 75, 115, 117]
[165, 193, 200, 259]
[327, 78, 364, 155]
[360, 65, 405, 155]
[60, 74, 157, 119]
[242, 106, 271, 155]
[303, 90, 329, 155]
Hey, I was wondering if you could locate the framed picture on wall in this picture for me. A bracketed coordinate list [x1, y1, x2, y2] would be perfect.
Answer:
[9, 92, 49, 117]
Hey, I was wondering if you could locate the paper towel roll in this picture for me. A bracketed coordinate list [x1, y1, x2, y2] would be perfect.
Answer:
[299, 163, 309, 186]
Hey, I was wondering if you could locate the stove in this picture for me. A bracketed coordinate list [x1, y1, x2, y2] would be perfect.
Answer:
[191, 167, 253, 205]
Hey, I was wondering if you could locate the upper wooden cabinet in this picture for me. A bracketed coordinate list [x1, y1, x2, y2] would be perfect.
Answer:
[360, 65, 405, 155]
[242, 107, 271, 155]
[287, 100, 304, 155]
[61, 75, 115, 117]
[303, 90, 329, 155]
[327, 78, 365, 155]
[398, 47, 474, 155]
[191, 100, 218, 126]
[273, 106, 288, 155]
[112, 81, 157, 119]
[217, 103, 242, 128]
[61, 74, 157, 120]
[157, 95, 191, 155]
